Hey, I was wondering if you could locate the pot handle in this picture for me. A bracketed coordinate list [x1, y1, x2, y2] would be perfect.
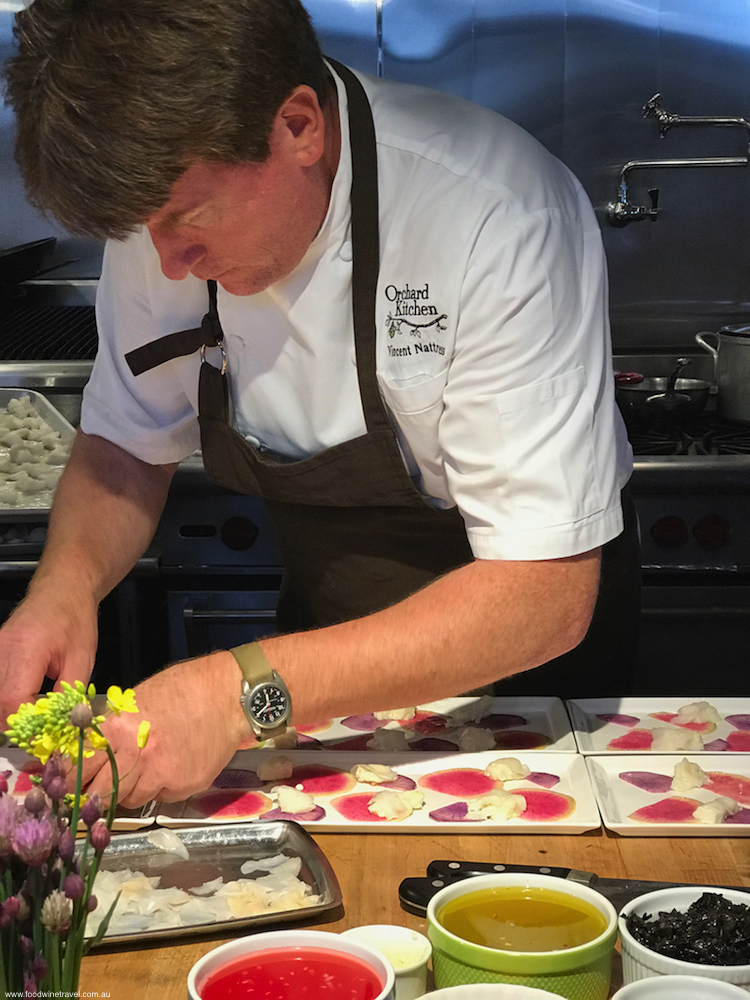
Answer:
[695, 331, 719, 381]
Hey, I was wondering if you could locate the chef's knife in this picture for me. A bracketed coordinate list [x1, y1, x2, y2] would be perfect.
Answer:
[398, 860, 750, 917]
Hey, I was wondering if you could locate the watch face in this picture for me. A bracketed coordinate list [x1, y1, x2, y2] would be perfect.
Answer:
[249, 683, 289, 726]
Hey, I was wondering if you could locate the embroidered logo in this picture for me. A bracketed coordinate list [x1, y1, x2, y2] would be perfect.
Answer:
[384, 283, 447, 357]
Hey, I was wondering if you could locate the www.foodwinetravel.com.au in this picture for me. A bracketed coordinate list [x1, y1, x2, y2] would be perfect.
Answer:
[5, 992, 110, 997]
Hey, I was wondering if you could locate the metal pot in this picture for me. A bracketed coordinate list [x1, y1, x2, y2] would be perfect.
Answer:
[615, 358, 710, 432]
[695, 327, 750, 425]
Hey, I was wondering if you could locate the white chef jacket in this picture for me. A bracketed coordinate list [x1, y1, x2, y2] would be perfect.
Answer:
[81, 63, 633, 561]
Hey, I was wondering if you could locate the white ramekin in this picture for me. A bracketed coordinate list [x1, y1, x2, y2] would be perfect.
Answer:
[187, 928, 396, 1000]
[618, 885, 750, 990]
[612, 973, 750, 998]
[341, 924, 432, 1000]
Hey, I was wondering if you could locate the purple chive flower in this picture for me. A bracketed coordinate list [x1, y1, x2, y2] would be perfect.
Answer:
[12, 815, 59, 867]
[31, 955, 48, 982]
[0, 793, 22, 857]
[63, 873, 85, 900]
[86, 895, 98, 913]
[24, 787, 47, 816]
[89, 820, 110, 853]
[20, 934, 34, 958]
[4, 896, 20, 920]
[16, 895, 30, 923]
[80, 794, 101, 828]
[57, 827, 75, 863]
[70, 702, 93, 730]
[45, 776, 67, 802]
[41, 754, 67, 796]
[23, 972, 37, 996]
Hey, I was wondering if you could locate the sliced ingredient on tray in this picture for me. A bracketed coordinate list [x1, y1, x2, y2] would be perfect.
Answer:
[87, 852, 322, 938]
[0, 394, 71, 509]
[648, 711, 716, 734]
[157, 750, 599, 834]
[256, 696, 574, 752]
[596, 713, 639, 728]
[629, 797, 701, 824]
[568, 698, 750, 754]
[586, 753, 750, 836]
[418, 768, 499, 798]
[188, 790, 273, 821]
[728, 731, 750, 752]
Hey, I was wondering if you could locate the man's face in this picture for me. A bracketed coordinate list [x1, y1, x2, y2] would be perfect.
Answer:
[146, 148, 330, 297]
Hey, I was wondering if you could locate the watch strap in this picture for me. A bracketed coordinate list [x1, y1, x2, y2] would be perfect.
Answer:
[232, 643, 294, 744]
[231, 642, 274, 686]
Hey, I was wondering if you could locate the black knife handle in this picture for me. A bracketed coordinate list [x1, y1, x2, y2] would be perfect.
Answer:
[399, 876, 468, 917]
[428, 861, 585, 880]
[399, 864, 598, 917]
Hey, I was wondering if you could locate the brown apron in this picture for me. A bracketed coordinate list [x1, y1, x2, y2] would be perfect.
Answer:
[126, 60, 640, 696]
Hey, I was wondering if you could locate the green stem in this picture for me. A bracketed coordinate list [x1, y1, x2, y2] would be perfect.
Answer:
[100, 735, 119, 829]
[68, 730, 86, 838]
[0, 927, 9, 998]
[50, 930, 61, 993]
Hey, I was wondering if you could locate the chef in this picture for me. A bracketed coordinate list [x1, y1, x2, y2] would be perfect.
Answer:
[2, 0, 635, 805]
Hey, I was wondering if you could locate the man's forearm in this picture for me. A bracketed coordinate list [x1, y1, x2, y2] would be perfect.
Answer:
[259, 549, 601, 726]
[28, 431, 177, 603]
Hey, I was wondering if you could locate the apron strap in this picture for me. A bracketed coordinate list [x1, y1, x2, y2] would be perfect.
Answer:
[327, 58, 393, 437]
[124, 280, 221, 376]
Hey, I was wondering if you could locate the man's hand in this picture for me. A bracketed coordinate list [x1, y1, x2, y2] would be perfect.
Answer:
[0, 588, 98, 725]
[81, 651, 250, 808]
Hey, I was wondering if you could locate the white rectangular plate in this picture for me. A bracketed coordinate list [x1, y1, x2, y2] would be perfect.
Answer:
[566, 698, 750, 755]
[1, 748, 155, 831]
[586, 754, 750, 837]
[155, 749, 600, 835]
[294, 696, 576, 753]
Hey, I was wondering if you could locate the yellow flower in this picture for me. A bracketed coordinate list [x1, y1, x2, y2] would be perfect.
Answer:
[106, 686, 138, 716]
[87, 731, 109, 753]
[137, 721, 151, 750]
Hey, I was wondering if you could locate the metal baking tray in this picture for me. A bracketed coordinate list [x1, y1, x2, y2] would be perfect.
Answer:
[86, 821, 343, 947]
[0, 387, 74, 520]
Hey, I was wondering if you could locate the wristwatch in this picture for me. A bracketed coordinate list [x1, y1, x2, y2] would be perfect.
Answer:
[231, 642, 293, 743]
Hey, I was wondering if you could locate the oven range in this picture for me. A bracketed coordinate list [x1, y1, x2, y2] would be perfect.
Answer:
[0, 345, 747, 698]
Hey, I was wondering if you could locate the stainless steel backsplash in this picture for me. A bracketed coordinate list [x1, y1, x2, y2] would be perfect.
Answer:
[3, 0, 750, 349]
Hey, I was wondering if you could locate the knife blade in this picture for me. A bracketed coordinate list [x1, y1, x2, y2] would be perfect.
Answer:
[398, 861, 750, 917]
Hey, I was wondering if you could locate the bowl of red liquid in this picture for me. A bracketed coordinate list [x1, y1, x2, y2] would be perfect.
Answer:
[187, 928, 396, 1000]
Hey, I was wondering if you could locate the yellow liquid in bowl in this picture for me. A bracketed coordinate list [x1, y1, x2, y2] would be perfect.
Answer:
[438, 886, 608, 953]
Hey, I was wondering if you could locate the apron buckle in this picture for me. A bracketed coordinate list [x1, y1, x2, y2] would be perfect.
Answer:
[200, 341, 227, 375]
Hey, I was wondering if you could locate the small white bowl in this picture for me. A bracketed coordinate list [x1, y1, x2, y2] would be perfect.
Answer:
[341, 924, 432, 1000]
[619, 886, 750, 990]
[187, 928, 395, 1000]
[612, 973, 750, 999]
[427, 986, 563, 998]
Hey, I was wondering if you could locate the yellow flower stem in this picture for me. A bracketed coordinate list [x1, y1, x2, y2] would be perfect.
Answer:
[68, 729, 86, 838]
[100, 733, 120, 831]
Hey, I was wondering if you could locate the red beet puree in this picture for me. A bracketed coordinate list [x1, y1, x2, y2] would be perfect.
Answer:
[200, 946, 384, 999]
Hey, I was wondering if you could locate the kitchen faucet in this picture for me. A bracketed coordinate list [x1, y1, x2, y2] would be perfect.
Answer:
[606, 94, 750, 226]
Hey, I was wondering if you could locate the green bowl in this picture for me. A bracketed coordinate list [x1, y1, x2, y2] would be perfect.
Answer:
[427, 873, 618, 1000]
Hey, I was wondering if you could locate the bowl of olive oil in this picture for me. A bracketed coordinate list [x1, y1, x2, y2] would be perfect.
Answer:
[426, 873, 617, 999]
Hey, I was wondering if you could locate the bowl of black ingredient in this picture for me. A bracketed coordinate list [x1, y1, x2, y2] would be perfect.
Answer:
[619, 887, 750, 989]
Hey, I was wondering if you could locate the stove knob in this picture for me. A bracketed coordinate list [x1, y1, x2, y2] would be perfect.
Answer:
[220, 516, 259, 551]
[650, 515, 689, 548]
[692, 514, 731, 550]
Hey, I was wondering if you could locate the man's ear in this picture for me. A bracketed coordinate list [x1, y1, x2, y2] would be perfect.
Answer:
[275, 85, 326, 167]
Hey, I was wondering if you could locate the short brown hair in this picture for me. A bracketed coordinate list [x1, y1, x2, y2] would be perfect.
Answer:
[4, 0, 329, 239]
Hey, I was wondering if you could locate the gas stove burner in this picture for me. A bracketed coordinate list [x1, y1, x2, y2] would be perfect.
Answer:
[629, 412, 750, 456]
